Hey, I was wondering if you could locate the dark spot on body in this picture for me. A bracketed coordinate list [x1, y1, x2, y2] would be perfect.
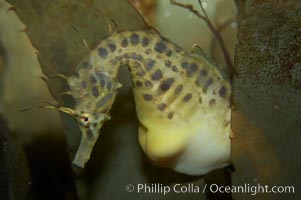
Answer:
[92, 86, 99, 97]
[200, 69, 208, 76]
[133, 63, 145, 77]
[143, 93, 153, 101]
[172, 65, 179, 72]
[90, 75, 97, 84]
[98, 48, 108, 58]
[174, 85, 183, 95]
[142, 37, 149, 46]
[97, 93, 113, 108]
[167, 112, 174, 119]
[132, 53, 143, 61]
[158, 103, 167, 111]
[165, 49, 172, 57]
[195, 78, 202, 86]
[136, 70, 146, 77]
[186, 63, 198, 77]
[199, 97, 202, 104]
[181, 62, 198, 77]
[165, 60, 171, 67]
[144, 58, 155, 70]
[121, 38, 128, 47]
[203, 78, 213, 93]
[135, 80, 143, 87]
[154, 42, 166, 53]
[95, 71, 107, 87]
[130, 33, 140, 45]
[93, 123, 98, 128]
[124, 53, 130, 59]
[195, 69, 208, 86]
[183, 93, 192, 102]
[145, 49, 151, 55]
[160, 78, 175, 91]
[209, 99, 216, 106]
[106, 81, 113, 90]
[219, 86, 227, 98]
[108, 43, 116, 52]
[81, 61, 91, 69]
[115, 55, 122, 61]
[181, 62, 188, 68]
[86, 129, 93, 139]
[151, 69, 163, 80]
[144, 80, 153, 88]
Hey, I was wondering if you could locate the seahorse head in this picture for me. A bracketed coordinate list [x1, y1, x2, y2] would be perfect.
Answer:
[62, 61, 120, 167]
[73, 110, 111, 167]
[44, 103, 110, 167]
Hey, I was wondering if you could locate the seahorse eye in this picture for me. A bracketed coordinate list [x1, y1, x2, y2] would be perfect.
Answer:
[80, 113, 93, 126]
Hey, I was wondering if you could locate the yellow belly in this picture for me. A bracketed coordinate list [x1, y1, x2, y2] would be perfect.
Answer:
[136, 92, 232, 175]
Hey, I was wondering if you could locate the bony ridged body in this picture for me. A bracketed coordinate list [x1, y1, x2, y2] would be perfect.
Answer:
[66, 29, 232, 175]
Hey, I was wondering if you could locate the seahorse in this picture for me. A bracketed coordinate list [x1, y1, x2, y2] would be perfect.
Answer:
[51, 29, 232, 175]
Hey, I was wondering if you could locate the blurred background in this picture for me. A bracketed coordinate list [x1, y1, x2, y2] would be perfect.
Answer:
[1, 0, 301, 200]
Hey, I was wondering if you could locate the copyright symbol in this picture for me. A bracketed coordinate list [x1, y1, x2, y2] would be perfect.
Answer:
[126, 184, 135, 192]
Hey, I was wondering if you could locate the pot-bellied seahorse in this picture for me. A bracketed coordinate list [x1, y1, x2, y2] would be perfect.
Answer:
[51, 29, 232, 175]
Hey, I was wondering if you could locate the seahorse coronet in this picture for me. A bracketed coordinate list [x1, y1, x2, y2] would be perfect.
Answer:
[64, 29, 232, 175]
